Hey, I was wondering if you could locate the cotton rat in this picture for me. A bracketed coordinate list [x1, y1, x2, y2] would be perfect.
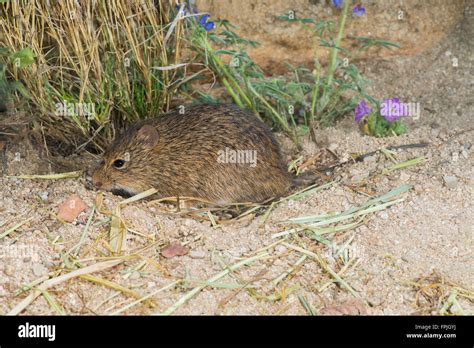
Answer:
[91, 104, 293, 205]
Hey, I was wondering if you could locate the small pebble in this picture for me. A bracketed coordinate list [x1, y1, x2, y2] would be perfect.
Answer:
[189, 250, 206, 259]
[430, 128, 440, 137]
[39, 191, 49, 201]
[32, 263, 48, 277]
[350, 174, 366, 183]
[4, 265, 15, 276]
[275, 245, 288, 254]
[443, 175, 458, 189]
[451, 152, 459, 162]
[399, 172, 410, 182]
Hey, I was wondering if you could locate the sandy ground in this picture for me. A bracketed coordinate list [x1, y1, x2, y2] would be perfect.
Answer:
[0, 11, 472, 315]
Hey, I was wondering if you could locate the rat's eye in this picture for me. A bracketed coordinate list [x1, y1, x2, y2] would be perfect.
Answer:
[113, 159, 125, 168]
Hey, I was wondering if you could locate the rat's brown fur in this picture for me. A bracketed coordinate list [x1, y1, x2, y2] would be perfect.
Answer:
[91, 104, 293, 204]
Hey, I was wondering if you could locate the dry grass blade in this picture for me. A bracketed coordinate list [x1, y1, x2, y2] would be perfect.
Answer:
[109, 206, 126, 255]
[273, 184, 411, 238]
[37, 288, 65, 315]
[159, 252, 269, 315]
[110, 280, 180, 315]
[298, 295, 317, 315]
[0, 0, 185, 151]
[403, 271, 474, 315]
[282, 242, 363, 301]
[67, 206, 96, 257]
[119, 188, 157, 206]
[79, 274, 148, 303]
[109, 188, 158, 254]
[382, 156, 426, 174]
[8, 259, 124, 315]
[0, 217, 33, 240]
[273, 255, 307, 286]
[7, 171, 82, 179]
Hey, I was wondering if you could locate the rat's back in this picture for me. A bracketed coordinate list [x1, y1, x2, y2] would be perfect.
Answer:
[92, 104, 292, 204]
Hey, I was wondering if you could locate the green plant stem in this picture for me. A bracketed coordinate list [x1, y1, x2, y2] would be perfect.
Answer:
[246, 82, 292, 134]
[220, 76, 243, 107]
[202, 37, 254, 111]
[325, 0, 350, 89]
[310, 62, 321, 121]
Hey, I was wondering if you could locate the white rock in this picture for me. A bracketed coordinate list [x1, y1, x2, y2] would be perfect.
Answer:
[39, 191, 49, 201]
[4, 265, 16, 276]
[189, 250, 206, 259]
[399, 172, 410, 182]
[32, 263, 48, 277]
[451, 152, 459, 162]
[431, 128, 440, 137]
[275, 245, 288, 254]
[443, 175, 458, 189]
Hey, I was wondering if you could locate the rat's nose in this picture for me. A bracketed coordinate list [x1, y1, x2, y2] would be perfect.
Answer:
[84, 170, 98, 190]
[90, 170, 103, 188]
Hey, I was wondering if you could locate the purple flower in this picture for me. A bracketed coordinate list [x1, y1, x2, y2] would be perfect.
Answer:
[199, 14, 210, 25]
[199, 14, 215, 31]
[204, 21, 215, 30]
[332, 0, 343, 8]
[352, 4, 366, 16]
[355, 100, 371, 123]
[380, 98, 409, 122]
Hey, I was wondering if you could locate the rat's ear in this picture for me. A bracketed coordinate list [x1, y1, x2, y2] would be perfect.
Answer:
[136, 124, 160, 148]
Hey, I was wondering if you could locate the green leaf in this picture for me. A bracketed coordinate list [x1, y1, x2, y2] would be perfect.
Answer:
[354, 37, 401, 49]
[10, 48, 35, 67]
